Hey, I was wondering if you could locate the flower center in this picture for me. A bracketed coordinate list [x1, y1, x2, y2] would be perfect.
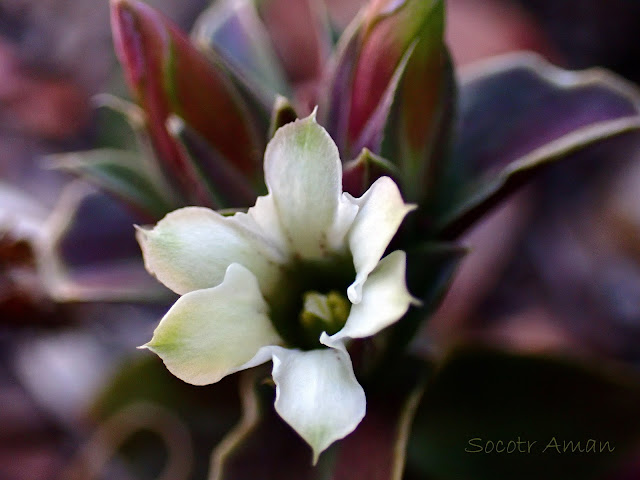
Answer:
[266, 256, 355, 350]
[299, 290, 351, 343]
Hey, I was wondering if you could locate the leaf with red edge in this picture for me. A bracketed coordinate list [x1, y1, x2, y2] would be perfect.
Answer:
[193, 0, 290, 98]
[167, 115, 260, 208]
[255, 0, 331, 108]
[380, 46, 456, 204]
[342, 148, 399, 197]
[351, 1, 445, 148]
[324, 0, 452, 196]
[110, 0, 267, 204]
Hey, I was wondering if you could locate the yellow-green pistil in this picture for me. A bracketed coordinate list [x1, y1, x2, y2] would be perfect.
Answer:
[299, 290, 351, 345]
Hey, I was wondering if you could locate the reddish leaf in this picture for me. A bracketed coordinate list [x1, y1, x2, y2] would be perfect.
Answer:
[111, 0, 265, 204]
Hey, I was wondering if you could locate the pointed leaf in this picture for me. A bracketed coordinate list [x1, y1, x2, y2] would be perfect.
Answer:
[435, 53, 640, 239]
[192, 0, 290, 97]
[111, 0, 266, 202]
[93, 94, 188, 208]
[380, 47, 456, 203]
[255, 0, 331, 99]
[325, 0, 446, 162]
[342, 148, 399, 197]
[47, 149, 175, 219]
[168, 116, 259, 208]
[322, 13, 364, 153]
[268, 95, 299, 138]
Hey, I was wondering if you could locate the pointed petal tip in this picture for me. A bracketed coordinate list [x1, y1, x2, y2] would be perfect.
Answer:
[406, 202, 418, 214]
[134, 224, 152, 241]
[410, 295, 423, 307]
[110, 0, 147, 89]
[270, 348, 366, 466]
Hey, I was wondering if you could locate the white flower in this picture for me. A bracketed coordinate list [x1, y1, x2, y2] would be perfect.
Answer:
[136, 112, 417, 462]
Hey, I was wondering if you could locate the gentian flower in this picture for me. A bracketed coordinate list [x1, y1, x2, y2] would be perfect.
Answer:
[136, 112, 417, 462]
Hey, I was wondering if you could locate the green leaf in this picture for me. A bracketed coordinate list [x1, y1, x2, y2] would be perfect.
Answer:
[167, 115, 260, 209]
[407, 347, 640, 480]
[48, 149, 175, 219]
[381, 46, 456, 204]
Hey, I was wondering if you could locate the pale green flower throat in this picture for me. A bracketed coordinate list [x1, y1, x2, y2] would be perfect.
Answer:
[300, 290, 351, 334]
[267, 256, 355, 351]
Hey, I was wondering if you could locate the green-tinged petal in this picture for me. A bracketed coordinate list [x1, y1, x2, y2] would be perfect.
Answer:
[136, 206, 286, 295]
[235, 195, 288, 254]
[269, 345, 366, 464]
[143, 263, 282, 386]
[329, 251, 416, 343]
[264, 113, 357, 259]
[347, 177, 415, 303]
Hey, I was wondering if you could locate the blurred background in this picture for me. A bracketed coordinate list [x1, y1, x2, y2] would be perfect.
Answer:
[2, 0, 640, 478]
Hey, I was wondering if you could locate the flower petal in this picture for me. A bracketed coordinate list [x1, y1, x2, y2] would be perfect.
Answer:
[329, 250, 417, 343]
[264, 112, 357, 259]
[142, 263, 282, 385]
[136, 206, 286, 295]
[347, 176, 416, 303]
[269, 345, 366, 464]
[233, 194, 289, 255]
